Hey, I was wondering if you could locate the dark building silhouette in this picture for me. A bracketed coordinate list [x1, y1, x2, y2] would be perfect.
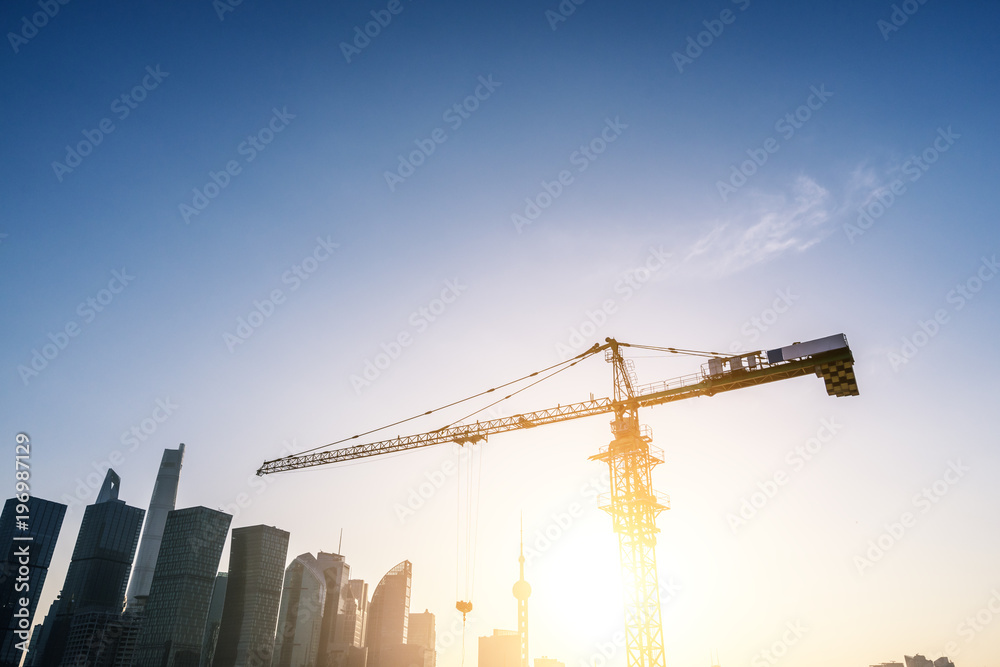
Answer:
[133, 506, 231, 667]
[345, 578, 369, 650]
[29, 470, 144, 667]
[0, 496, 66, 667]
[213, 525, 289, 667]
[200, 573, 228, 667]
[365, 561, 411, 667]
[905, 657, 955, 667]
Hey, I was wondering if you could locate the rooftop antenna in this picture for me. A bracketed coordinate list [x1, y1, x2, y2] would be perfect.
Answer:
[338, 528, 343, 554]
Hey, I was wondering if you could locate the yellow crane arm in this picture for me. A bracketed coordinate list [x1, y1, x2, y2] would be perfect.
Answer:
[256, 334, 857, 476]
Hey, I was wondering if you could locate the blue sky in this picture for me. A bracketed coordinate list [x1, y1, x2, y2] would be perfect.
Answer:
[2, 1, 999, 666]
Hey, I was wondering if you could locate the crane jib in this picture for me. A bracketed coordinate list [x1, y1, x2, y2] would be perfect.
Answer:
[256, 340, 857, 476]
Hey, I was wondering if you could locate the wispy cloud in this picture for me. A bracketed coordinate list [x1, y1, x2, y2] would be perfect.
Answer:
[679, 170, 880, 278]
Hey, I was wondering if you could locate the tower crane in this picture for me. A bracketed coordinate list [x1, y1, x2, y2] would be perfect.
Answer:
[257, 334, 859, 667]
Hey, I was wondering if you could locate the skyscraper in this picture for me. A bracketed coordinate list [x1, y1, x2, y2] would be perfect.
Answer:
[345, 579, 369, 650]
[273, 551, 369, 667]
[0, 496, 66, 667]
[407, 610, 435, 667]
[127, 443, 185, 610]
[272, 554, 331, 667]
[29, 470, 144, 667]
[365, 561, 411, 667]
[478, 630, 519, 667]
[312, 552, 369, 667]
[213, 525, 290, 667]
[133, 506, 232, 667]
[201, 573, 228, 667]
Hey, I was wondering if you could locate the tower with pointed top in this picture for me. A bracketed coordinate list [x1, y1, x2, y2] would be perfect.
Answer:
[511, 521, 531, 667]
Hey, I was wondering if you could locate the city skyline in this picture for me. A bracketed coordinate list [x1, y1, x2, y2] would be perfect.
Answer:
[3, 442, 984, 666]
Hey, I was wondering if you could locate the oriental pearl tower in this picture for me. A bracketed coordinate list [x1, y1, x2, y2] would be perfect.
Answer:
[512, 518, 532, 667]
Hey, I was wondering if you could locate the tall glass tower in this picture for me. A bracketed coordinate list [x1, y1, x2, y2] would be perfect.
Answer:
[0, 496, 66, 667]
[212, 525, 289, 667]
[28, 470, 144, 667]
[133, 506, 232, 667]
[126, 443, 185, 610]
[273, 553, 331, 667]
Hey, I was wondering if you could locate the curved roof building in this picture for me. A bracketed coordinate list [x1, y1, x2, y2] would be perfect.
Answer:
[364, 561, 411, 667]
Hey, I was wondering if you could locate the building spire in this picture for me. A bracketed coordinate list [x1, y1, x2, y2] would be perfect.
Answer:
[96, 469, 121, 503]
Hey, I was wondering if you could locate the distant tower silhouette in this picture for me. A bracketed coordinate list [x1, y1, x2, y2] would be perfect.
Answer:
[511, 518, 531, 667]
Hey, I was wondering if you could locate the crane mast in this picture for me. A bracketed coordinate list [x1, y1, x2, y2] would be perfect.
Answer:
[593, 339, 667, 667]
[257, 334, 859, 667]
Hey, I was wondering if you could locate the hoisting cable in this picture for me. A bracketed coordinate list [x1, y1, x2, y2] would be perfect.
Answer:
[283, 344, 604, 459]
[455, 440, 484, 667]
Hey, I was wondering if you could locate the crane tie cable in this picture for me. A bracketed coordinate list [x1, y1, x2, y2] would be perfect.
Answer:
[285, 343, 603, 458]
[435, 353, 593, 431]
